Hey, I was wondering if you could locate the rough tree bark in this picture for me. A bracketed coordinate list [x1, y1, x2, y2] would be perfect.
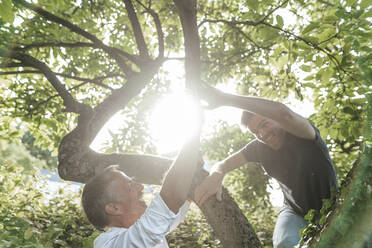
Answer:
[173, 0, 261, 247]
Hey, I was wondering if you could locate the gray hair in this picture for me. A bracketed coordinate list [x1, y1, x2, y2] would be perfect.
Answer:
[81, 165, 119, 230]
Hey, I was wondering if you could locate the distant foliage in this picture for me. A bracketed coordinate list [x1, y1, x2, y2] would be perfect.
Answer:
[21, 131, 58, 169]
[0, 140, 47, 171]
[167, 205, 221, 248]
[0, 161, 98, 248]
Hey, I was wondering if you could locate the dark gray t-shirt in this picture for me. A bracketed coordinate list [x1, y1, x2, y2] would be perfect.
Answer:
[241, 125, 338, 216]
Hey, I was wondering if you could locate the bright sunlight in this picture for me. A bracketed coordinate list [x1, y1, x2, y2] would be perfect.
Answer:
[91, 59, 314, 157]
[149, 92, 200, 154]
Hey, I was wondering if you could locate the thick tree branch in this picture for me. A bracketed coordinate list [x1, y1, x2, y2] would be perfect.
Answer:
[122, 0, 149, 58]
[54, 73, 118, 90]
[15, 0, 135, 74]
[0, 62, 26, 68]
[90, 59, 162, 141]
[15, 0, 101, 44]
[0, 70, 39, 75]
[26, 80, 104, 121]
[191, 170, 262, 248]
[135, 0, 164, 59]
[15, 42, 95, 50]
[173, 0, 200, 89]
[58, 145, 172, 183]
[0, 69, 118, 90]
[15, 42, 140, 65]
[0, 48, 91, 114]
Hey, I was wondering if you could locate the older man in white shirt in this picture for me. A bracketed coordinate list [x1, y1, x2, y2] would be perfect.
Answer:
[82, 107, 202, 248]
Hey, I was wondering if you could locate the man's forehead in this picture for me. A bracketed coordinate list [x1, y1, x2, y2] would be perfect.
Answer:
[107, 170, 130, 182]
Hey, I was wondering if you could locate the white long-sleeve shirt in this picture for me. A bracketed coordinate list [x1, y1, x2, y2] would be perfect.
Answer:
[94, 194, 190, 248]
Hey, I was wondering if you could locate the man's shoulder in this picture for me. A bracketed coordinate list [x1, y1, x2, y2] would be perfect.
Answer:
[94, 227, 127, 248]
[245, 138, 263, 147]
[244, 138, 272, 152]
[240, 138, 269, 163]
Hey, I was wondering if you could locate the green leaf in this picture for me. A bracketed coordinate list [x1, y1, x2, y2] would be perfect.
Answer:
[360, 0, 372, 8]
[259, 26, 279, 42]
[24, 227, 33, 240]
[276, 15, 284, 28]
[302, 22, 318, 35]
[300, 64, 312, 72]
[0, 0, 15, 23]
[318, 28, 336, 41]
[351, 97, 366, 105]
[304, 209, 316, 222]
[320, 68, 333, 82]
[245, 0, 259, 10]
[336, 9, 347, 18]
[304, 36, 319, 44]
[352, 39, 360, 51]
[319, 215, 327, 225]
[345, 0, 358, 6]
[361, 8, 372, 18]
[303, 82, 315, 87]
[315, 56, 323, 67]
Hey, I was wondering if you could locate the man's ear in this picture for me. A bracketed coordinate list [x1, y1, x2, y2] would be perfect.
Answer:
[105, 203, 122, 216]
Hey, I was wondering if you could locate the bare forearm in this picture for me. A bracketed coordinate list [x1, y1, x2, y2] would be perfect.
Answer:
[160, 132, 201, 212]
[213, 151, 247, 176]
[222, 93, 315, 139]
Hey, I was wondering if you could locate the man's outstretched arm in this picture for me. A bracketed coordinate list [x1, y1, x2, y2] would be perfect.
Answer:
[201, 84, 315, 140]
[160, 105, 203, 213]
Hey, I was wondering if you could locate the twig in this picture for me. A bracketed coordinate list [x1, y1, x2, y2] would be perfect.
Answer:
[1, 47, 91, 114]
[16, 0, 134, 74]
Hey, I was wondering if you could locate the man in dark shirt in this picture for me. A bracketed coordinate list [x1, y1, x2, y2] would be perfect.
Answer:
[194, 86, 338, 248]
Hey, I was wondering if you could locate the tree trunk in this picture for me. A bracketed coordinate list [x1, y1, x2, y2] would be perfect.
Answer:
[192, 170, 262, 247]
[306, 98, 372, 248]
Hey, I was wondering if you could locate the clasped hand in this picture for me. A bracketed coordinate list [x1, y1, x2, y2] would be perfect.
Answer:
[194, 169, 224, 206]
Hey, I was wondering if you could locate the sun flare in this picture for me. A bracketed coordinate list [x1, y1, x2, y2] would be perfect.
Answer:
[149, 92, 200, 155]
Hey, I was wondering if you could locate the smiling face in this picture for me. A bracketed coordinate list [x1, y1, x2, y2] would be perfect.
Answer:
[247, 114, 286, 150]
[105, 170, 147, 224]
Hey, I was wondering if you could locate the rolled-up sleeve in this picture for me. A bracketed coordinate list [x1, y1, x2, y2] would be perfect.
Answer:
[241, 139, 263, 163]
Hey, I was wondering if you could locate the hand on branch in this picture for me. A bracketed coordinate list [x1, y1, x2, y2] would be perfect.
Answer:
[198, 82, 227, 109]
[194, 163, 225, 206]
